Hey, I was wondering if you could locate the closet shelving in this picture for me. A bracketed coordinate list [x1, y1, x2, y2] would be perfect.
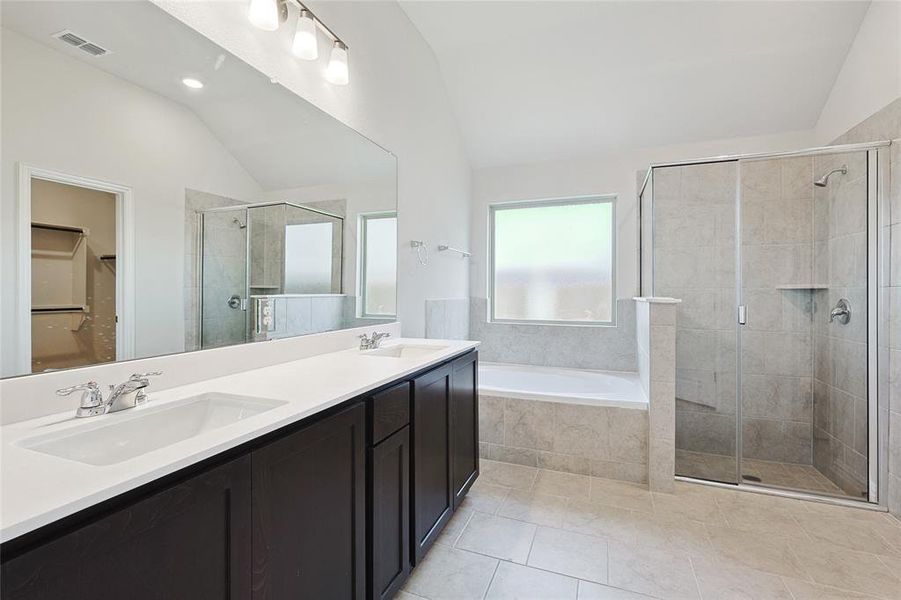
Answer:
[31, 221, 90, 331]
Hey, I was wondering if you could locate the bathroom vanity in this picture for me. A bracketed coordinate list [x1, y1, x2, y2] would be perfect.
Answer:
[0, 342, 479, 600]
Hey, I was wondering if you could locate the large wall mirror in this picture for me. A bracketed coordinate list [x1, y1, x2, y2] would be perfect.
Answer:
[0, 0, 397, 378]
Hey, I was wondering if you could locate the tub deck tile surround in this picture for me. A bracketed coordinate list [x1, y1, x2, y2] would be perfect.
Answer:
[403, 459, 901, 600]
[476, 298, 679, 489]
[479, 396, 649, 484]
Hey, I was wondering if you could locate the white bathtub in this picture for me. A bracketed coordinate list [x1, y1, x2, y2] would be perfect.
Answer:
[478, 362, 648, 409]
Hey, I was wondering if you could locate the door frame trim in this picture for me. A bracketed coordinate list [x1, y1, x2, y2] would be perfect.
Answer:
[16, 163, 136, 373]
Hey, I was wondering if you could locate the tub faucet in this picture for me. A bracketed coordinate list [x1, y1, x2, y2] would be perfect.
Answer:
[359, 331, 391, 350]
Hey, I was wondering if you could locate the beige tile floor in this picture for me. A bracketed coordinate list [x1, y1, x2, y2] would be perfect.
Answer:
[401, 460, 901, 600]
[676, 450, 852, 497]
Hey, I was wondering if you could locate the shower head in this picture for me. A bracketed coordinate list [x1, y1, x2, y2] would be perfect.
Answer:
[233, 217, 246, 229]
[814, 165, 847, 187]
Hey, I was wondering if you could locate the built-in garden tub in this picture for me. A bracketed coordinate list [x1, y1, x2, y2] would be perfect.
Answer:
[478, 362, 651, 484]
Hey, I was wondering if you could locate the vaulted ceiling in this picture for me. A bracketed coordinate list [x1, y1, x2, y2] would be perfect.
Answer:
[2, 0, 394, 189]
[400, 1, 870, 168]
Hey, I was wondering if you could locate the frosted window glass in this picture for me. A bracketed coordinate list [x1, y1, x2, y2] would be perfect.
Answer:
[362, 215, 396, 316]
[492, 199, 614, 323]
[284, 222, 333, 293]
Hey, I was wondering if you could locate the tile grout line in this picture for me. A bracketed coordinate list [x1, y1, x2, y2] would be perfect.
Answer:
[876, 554, 901, 583]
[779, 576, 800, 600]
[686, 554, 704, 600]
[523, 517, 539, 565]
[481, 559, 501, 600]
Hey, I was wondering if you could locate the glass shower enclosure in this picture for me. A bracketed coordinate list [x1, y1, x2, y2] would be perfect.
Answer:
[197, 201, 343, 350]
[640, 141, 890, 503]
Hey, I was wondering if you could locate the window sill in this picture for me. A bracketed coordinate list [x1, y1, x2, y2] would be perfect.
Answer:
[487, 319, 617, 328]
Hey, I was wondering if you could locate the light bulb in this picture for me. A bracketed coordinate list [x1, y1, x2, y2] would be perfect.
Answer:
[292, 9, 318, 60]
[248, 0, 279, 31]
[325, 41, 349, 85]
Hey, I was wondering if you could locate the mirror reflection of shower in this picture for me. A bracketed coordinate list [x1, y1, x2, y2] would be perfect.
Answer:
[814, 164, 847, 187]
[197, 201, 345, 350]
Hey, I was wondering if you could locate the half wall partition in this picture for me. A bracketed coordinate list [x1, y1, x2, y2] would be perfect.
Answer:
[640, 141, 890, 504]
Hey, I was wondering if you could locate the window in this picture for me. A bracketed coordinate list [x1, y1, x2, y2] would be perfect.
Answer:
[359, 212, 397, 318]
[489, 196, 615, 325]
[284, 222, 335, 294]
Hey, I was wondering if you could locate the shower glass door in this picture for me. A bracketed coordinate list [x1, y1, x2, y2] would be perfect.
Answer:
[200, 208, 249, 349]
[651, 161, 740, 484]
[653, 143, 884, 501]
[738, 150, 871, 499]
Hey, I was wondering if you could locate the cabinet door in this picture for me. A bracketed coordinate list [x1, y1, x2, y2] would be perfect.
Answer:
[370, 426, 410, 600]
[1, 456, 252, 600]
[251, 402, 365, 600]
[411, 363, 453, 564]
[451, 351, 479, 508]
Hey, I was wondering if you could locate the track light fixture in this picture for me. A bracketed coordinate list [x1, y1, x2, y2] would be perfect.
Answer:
[292, 9, 318, 60]
[325, 41, 349, 86]
[247, 0, 349, 85]
[247, 0, 281, 32]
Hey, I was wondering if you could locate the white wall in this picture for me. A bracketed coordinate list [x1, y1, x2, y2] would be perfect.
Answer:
[471, 129, 817, 301]
[815, 0, 901, 144]
[154, 0, 472, 338]
[0, 29, 263, 376]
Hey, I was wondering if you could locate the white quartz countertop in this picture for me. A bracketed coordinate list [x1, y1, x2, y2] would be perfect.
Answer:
[0, 338, 478, 543]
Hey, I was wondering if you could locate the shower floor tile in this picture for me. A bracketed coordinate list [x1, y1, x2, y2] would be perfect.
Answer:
[402, 460, 901, 600]
[676, 450, 850, 497]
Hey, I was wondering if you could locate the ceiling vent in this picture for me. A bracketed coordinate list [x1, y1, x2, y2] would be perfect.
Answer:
[51, 30, 110, 57]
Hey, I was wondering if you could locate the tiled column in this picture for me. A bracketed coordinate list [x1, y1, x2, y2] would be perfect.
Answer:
[635, 297, 680, 492]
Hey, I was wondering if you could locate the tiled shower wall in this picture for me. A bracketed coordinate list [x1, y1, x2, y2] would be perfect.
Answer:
[811, 151, 870, 497]
[830, 97, 901, 517]
[184, 189, 249, 351]
[654, 159, 822, 470]
[651, 162, 739, 465]
[739, 157, 815, 466]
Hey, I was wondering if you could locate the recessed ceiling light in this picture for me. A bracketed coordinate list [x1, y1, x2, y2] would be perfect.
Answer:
[182, 77, 204, 89]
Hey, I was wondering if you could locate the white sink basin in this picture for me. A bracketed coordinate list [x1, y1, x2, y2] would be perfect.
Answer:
[364, 344, 449, 359]
[17, 393, 287, 466]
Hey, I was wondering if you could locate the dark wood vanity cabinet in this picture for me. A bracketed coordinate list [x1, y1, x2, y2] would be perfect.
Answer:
[1, 350, 479, 600]
[450, 351, 479, 509]
[0, 455, 252, 600]
[369, 425, 411, 600]
[252, 402, 366, 600]
[411, 362, 454, 564]
[410, 351, 479, 564]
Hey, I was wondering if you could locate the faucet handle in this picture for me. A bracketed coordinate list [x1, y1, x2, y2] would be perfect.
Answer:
[129, 371, 162, 382]
[58, 382, 106, 418]
[56, 381, 100, 397]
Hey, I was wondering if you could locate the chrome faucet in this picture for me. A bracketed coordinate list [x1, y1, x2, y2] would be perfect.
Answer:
[359, 331, 391, 350]
[57, 372, 162, 418]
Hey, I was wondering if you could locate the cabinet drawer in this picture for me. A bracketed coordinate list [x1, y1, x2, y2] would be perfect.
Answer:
[371, 381, 411, 444]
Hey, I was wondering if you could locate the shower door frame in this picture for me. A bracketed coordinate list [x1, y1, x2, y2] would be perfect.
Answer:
[640, 140, 892, 507]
